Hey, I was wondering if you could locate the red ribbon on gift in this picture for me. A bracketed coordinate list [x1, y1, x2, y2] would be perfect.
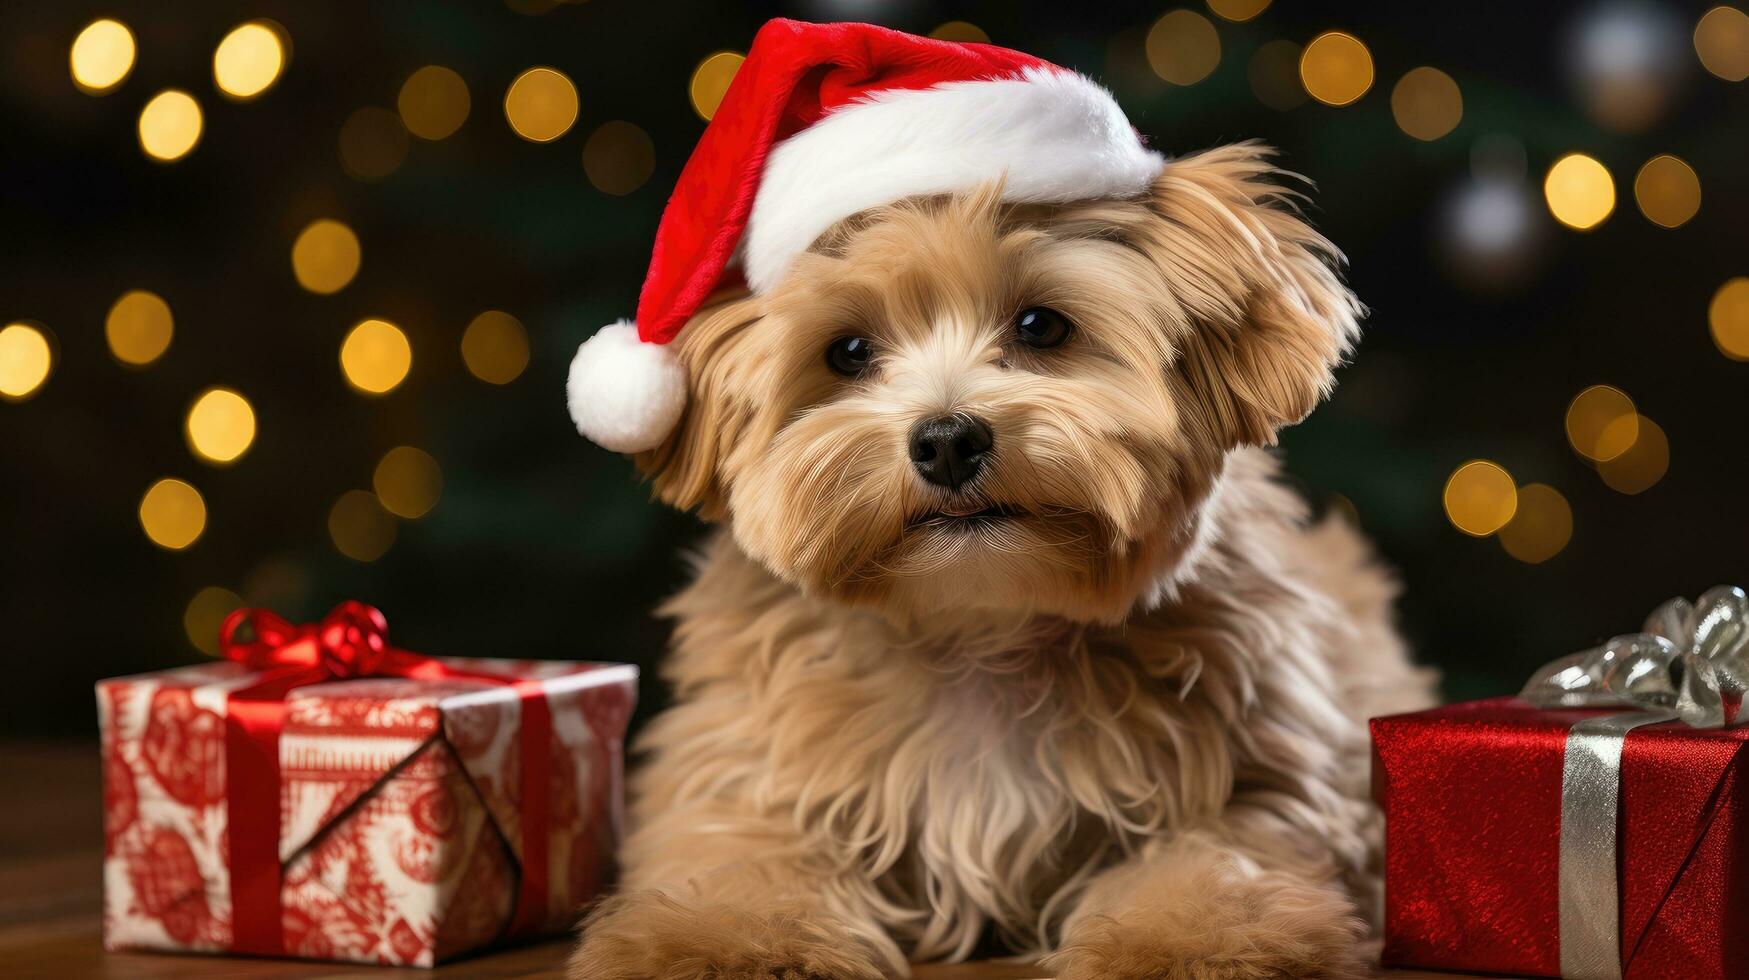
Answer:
[218, 602, 552, 956]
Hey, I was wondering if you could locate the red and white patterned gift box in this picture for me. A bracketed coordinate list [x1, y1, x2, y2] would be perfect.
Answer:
[96, 603, 637, 967]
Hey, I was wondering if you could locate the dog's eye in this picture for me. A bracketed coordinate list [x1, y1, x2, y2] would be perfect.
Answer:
[1014, 307, 1072, 349]
[825, 336, 875, 376]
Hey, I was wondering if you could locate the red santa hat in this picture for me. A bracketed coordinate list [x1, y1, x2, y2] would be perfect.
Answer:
[568, 18, 1164, 453]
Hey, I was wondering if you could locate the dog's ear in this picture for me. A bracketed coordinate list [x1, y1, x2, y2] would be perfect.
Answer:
[634, 292, 763, 519]
[1145, 142, 1363, 448]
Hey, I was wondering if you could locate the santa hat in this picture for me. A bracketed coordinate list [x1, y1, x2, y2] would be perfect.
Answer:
[568, 19, 1164, 453]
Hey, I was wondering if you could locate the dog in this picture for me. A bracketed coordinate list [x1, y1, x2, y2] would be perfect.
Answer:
[569, 142, 1436, 979]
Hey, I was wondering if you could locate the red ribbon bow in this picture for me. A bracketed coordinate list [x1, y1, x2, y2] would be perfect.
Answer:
[217, 603, 552, 956]
[221, 601, 396, 678]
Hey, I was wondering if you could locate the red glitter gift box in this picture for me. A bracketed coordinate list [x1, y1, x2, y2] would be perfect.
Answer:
[96, 603, 637, 967]
[1372, 697, 1749, 979]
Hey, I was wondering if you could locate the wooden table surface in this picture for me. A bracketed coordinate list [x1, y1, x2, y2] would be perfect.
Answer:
[0, 741, 1475, 979]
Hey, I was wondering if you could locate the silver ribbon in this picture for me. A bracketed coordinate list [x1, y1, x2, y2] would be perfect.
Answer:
[1519, 585, 1749, 980]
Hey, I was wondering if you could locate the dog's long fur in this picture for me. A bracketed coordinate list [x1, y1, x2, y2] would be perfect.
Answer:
[571, 143, 1435, 979]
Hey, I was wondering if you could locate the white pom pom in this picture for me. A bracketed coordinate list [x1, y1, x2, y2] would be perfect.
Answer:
[566, 321, 686, 453]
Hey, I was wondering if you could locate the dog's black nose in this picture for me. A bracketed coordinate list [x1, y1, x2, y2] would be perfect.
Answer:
[908, 414, 994, 491]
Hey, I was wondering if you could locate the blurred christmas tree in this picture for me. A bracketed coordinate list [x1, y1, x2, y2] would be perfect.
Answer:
[2, 0, 1747, 735]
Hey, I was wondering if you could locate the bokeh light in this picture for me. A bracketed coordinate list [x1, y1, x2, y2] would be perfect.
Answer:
[1438, 176, 1546, 294]
[373, 446, 443, 519]
[1632, 154, 1700, 228]
[1568, 2, 1685, 133]
[183, 586, 242, 655]
[0, 323, 53, 401]
[242, 558, 311, 612]
[1443, 460, 1517, 537]
[106, 290, 173, 367]
[341, 319, 411, 395]
[1566, 384, 1638, 462]
[689, 52, 744, 121]
[339, 106, 409, 180]
[291, 219, 361, 294]
[139, 478, 206, 551]
[1146, 10, 1221, 86]
[1391, 67, 1462, 141]
[1498, 484, 1573, 564]
[460, 310, 530, 384]
[583, 121, 656, 195]
[398, 65, 470, 140]
[504, 67, 578, 142]
[1300, 31, 1374, 106]
[1707, 277, 1749, 360]
[1249, 40, 1306, 110]
[329, 490, 397, 562]
[1207, 0, 1271, 23]
[69, 18, 135, 95]
[185, 387, 256, 465]
[1543, 153, 1615, 230]
[212, 21, 286, 100]
[1598, 416, 1669, 494]
[138, 90, 203, 162]
[1695, 5, 1749, 80]
[929, 21, 990, 44]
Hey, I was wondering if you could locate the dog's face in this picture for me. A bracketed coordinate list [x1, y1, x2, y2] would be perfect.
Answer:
[639, 144, 1360, 623]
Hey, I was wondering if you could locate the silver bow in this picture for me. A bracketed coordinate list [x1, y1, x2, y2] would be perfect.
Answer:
[1521, 584, 1749, 728]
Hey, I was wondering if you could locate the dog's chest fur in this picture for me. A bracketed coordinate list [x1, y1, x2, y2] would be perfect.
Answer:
[636, 500, 1386, 960]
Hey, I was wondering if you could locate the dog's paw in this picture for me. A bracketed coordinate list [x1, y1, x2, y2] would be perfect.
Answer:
[569, 890, 892, 980]
[1044, 873, 1368, 980]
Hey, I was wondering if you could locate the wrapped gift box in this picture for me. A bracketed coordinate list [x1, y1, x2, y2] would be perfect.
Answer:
[1372, 697, 1749, 979]
[97, 605, 637, 967]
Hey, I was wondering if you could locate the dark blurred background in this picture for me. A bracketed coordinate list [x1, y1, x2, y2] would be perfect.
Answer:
[4, 0, 1747, 736]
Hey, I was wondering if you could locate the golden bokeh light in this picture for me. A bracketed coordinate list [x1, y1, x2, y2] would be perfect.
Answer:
[139, 478, 206, 551]
[373, 446, 443, 519]
[1566, 384, 1638, 462]
[329, 490, 397, 562]
[1249, 40, 1306, 110]
[183, 586, 243, 655]
[106, 290, 173, 367]
[689, 52, 745, 122]
[1633, 154, 1701, 228]
[1709, 277, 1749, 360]
[583, 121, 656, 195]
[341, 318, 412, 395]
[1390, 67, 1462, 141]
[0, 322, 54, 401]
[1598, 416, 1669, 494]
[1498, 484, 1573, 564]
[212, 21, 286, 100]
[930, 21, 990, 44]
[1300, 31, 1373, 106]
[1443, 460, 1517, 537]
[1146, 10, 1221, 86]
[398, 65, 471, 140]
[505, 67, 578, 142]
[1543, 153, 1615, 230]
[185, 387, 256, 465]
[339, 106, 409, 180]
[460, 310, 530, 384]
[138, 90, 204, 162]
[1208, 0, 1271, 23]
[291, 219, 361, 294]
[1695, 5, 1749, 81]
[70, 18, 135, 94]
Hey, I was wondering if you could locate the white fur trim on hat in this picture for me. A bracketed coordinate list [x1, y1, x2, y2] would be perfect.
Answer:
[567, 321, 686, 453]
[743, 66, 1165, 293]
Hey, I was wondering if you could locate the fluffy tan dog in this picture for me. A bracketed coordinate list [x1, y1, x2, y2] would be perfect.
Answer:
[570, 143, 1434, 979]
